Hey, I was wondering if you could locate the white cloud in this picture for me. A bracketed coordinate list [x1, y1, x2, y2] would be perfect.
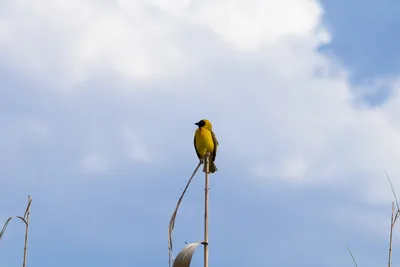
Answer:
[0, 0, 325, 84]
[0, 0, 188, 83]
[186, 0, 324, 50]
[1, 0, 400, 206]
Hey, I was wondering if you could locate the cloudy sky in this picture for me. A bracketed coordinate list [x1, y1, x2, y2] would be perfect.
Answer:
[1, 0, 400, 266]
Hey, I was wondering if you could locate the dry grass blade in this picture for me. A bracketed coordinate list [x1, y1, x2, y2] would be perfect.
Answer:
[381, 164, 400, 267]
[382, 163, 400, 212]
[173, 242, 206, 267]
[23, 197, 32, 220]
[16, 216, 28, 226]
[169, 162, 202, 267]
[346, 243, 358, 267]
[0, 217, 13, 242]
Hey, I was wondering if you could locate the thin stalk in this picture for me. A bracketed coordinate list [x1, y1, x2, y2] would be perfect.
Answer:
[382, 166, 400, 267]
[382, 164, 400, 211]
[389, 202, 394, 267]
[22, 195, 31, 267]
[204, 154, 210, 267]
[346, 243, 358, 267]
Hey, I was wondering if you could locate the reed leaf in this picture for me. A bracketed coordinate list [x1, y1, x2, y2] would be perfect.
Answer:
[0, 217, 13, 242]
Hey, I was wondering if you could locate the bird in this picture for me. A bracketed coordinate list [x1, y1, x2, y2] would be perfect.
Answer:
[194, 119, 218, 173]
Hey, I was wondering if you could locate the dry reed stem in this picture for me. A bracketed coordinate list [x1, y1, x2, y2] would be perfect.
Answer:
[21, 195, 31, 267]
[388, 201, 399, 267]
[383, 165, 399, 267]
[204, 153, 210, 267]
[347, 165, 400, 267]
[388, 202, 394, 267]
[0, 195, 32, 267]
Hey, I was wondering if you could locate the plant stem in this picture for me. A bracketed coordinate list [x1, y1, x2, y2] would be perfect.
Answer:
[388, 202, 394, 267]
[22, 195, 31, 267]
[204, 154, 210, 267]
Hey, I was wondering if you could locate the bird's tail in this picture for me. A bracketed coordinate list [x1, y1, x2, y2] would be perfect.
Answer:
[209, 160, 218, 173]
[202, 153, 217, 173]
[204, 160, 218, 173]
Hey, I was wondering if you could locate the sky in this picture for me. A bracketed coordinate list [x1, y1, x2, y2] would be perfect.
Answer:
[1, 0, 400, 267]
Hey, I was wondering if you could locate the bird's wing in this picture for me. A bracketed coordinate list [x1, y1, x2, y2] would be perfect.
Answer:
[211, 131, 218, 161]
[194, 132, 202, 159]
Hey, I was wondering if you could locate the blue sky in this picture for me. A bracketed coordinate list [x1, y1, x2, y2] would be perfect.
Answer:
[321, 0, 400, 81]
[1, 1, 400, 267]
[320, 0, 400, 105]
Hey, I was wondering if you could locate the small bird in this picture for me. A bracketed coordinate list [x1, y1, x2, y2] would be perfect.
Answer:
[194, 119, 218, 173]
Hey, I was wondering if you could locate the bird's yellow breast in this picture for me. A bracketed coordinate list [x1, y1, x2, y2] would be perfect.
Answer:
[195, 128, 215, 158]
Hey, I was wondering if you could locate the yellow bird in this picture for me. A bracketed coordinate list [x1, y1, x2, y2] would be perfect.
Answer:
[194, 119, 218, 173]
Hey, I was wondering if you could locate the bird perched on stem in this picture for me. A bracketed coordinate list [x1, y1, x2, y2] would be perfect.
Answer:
[194, 119, 218, 173]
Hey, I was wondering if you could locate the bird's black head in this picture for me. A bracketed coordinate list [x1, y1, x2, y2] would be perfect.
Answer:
[195, 120, 206, 128]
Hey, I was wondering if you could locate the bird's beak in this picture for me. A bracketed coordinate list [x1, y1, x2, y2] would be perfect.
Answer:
[195, 122, 200, 126]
